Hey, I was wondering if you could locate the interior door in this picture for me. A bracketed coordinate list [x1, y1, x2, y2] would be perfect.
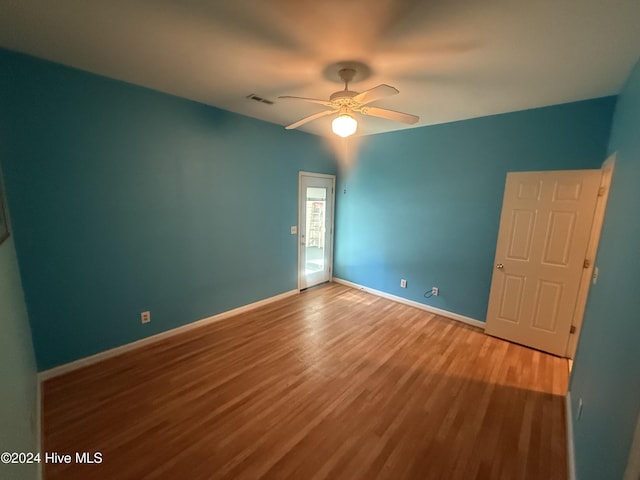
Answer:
[485, 170, 601, 356]
[298, 172, 335, 290]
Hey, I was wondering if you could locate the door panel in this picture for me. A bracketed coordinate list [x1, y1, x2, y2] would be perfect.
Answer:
[543, 211, 576, 265]
[507, 209, 537, 260]
[531, 280, 562, 332]
[298, 173, 335, 290]
[499, 274, 525, 322]
[485, 170, 601, 356]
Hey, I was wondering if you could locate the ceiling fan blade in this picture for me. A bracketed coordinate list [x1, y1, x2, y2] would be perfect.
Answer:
[361, 106, 419, 125]
[285, 109, 336, 130]
[352, 84, 399, 105]
[279, 95, 333, 107]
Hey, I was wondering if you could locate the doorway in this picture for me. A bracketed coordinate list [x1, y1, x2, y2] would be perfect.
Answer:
[298, 172, 335, 290]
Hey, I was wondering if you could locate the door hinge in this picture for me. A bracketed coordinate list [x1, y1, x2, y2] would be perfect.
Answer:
[583, 259, 590, 269]
[570, 325, 577, 334]
[598, 187, 606, 197]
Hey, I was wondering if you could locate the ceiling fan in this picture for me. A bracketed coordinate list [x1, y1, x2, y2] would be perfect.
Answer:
[279, 68, 419, 137]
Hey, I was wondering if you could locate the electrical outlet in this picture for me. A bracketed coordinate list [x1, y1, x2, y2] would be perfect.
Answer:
[432, 287, 439, 296]
[141, 311, 151, 324]
[400, 279, 407, 288]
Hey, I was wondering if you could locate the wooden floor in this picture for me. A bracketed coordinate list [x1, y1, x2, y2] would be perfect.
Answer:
[43, 283, 569, 480]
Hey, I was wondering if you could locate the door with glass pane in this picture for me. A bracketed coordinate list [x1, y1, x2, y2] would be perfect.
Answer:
[298, 172, 335, 290]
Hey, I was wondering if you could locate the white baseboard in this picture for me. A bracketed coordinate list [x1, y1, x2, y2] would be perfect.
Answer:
[566, 392, 576, 480]
[38, 289, 299, 381]
[332, 278, 485, 330]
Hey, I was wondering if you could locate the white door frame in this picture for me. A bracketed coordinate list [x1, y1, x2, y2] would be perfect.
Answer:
[297, 171, 336, 291]
[624, 411, 640, 480]
[566, 154, 615, 358]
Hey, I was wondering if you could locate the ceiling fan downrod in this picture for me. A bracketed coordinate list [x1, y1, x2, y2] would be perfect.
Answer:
[339, 68, 356, 91]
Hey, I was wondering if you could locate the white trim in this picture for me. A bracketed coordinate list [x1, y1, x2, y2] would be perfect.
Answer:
[332, 277, 485, 329]
[624, 411, 640, 480]
[566, 154, 616, 358]
[38, 289, 299, 381]
[298, 171, 336, 291]
[566, 392, 576, 480]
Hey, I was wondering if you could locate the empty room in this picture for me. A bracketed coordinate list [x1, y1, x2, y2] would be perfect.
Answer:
[1, 1, 639, 479]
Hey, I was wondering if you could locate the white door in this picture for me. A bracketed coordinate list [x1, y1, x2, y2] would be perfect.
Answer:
[298, 172, 335, 290]
[485, 170, 601, 356]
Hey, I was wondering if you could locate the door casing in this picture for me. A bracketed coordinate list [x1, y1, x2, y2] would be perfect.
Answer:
[566, 154, 615, 358]
[297, 171, 336, 291]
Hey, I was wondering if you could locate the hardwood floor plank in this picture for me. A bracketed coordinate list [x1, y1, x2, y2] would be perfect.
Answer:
[42, 283, 568, 479]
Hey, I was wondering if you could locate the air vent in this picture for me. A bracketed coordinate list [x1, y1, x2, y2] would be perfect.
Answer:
[246, 93, 274, 105]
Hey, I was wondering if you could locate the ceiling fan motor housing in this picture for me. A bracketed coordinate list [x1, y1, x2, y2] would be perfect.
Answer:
[330, 90, 358, 102]
[331, 67, 359, 104]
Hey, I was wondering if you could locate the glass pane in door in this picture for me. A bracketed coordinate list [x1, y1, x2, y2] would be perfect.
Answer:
[305, 187, 327, 277]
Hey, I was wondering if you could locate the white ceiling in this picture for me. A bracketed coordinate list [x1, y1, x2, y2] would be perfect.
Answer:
[1, 0, 639, 137]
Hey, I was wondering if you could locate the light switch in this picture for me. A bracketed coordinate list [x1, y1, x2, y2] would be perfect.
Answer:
[592, 266, 599, 285]
[290, 226, 297, 235]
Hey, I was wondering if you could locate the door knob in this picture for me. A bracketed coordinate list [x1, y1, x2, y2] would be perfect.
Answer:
[496, 263, 504, 269]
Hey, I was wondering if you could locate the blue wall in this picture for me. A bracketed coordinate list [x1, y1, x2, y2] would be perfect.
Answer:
[0, 49, 336, 371]
[569, 57, 640, 480]
[334, 98, 616, 320]
[0, 232, 38, 480]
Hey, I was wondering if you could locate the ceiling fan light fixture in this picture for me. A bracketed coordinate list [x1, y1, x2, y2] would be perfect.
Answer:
[332, 112, 357, 137]
[281, 64, 417, 135]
